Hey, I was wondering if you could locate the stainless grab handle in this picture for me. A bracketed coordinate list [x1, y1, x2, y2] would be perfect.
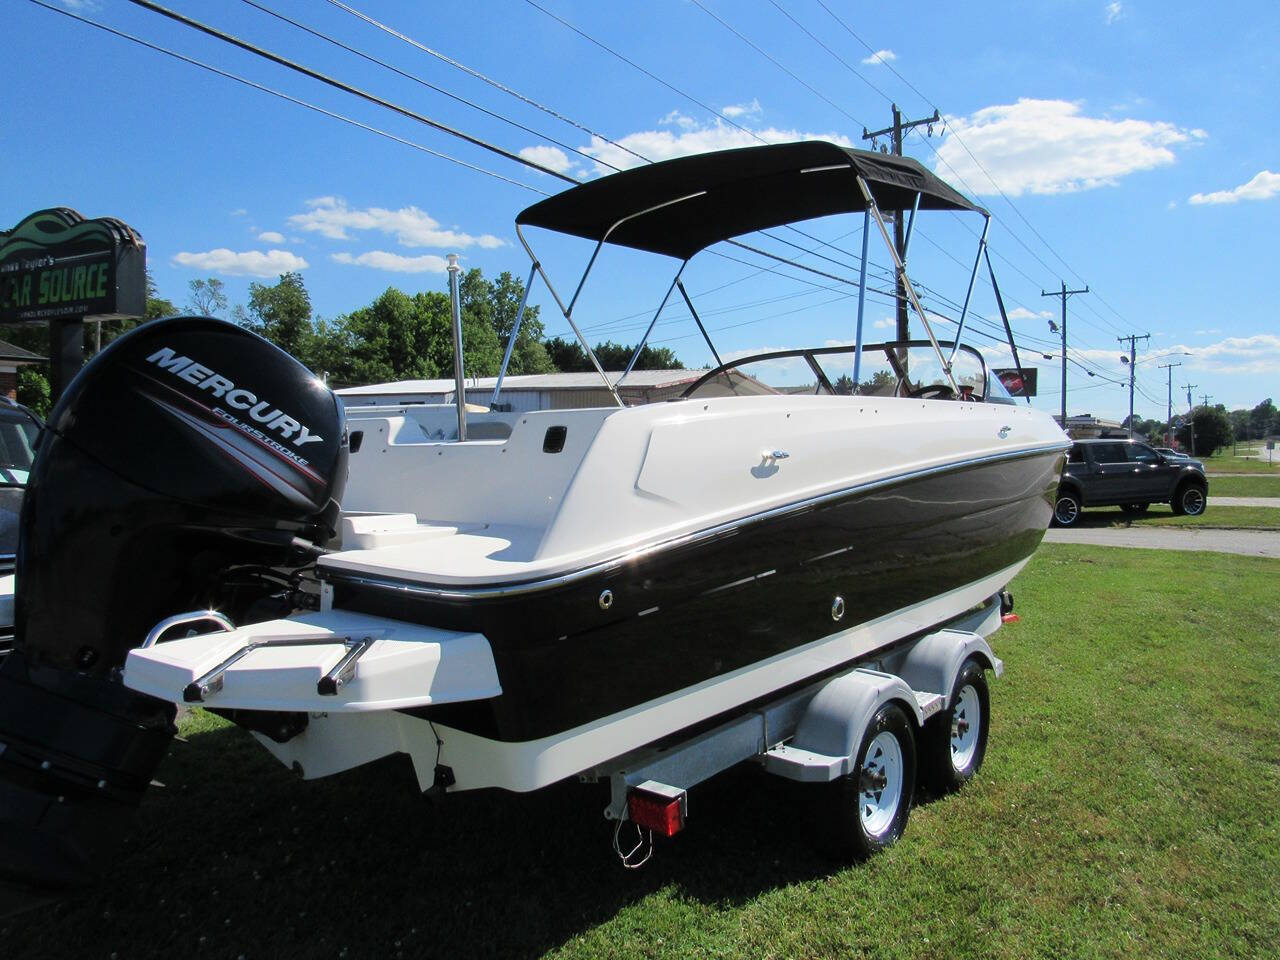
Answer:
[142, 610, 235, 649]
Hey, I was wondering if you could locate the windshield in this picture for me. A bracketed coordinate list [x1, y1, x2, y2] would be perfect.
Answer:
[684, 341, 996, 402]
[0, 408, 41, 485]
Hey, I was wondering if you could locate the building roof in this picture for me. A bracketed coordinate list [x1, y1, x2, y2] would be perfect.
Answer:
[337, 369, 700, 396]
[0, 339, 45, 364]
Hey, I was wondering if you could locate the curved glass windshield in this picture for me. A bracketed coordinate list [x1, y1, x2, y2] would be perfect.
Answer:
[0, 408, 41, 485]
[684, 341, 996, 403]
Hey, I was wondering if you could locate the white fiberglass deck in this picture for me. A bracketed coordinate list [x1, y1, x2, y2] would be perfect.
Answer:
[323, 394, 1066, 587]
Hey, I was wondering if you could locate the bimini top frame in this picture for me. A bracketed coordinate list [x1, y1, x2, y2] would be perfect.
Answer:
[490, 141, 1029, 410]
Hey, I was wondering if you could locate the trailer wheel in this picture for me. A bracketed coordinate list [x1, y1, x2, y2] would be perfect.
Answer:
[924, 658, 990, 793]
[824, 702, 916, 860]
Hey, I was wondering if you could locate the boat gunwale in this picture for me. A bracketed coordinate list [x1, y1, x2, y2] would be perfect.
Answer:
[320, 439, 1069, 601]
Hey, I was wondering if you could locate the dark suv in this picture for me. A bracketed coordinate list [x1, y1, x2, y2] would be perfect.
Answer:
[1053, 438, 1208, 527]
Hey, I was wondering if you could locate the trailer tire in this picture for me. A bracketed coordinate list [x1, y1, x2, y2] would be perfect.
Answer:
[923, 658, 990, 794]
[823, 702, 916, 860]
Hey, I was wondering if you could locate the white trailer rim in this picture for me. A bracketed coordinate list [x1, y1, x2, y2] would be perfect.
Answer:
[951, 684, 981, 771]
[860, 730, 904, 836]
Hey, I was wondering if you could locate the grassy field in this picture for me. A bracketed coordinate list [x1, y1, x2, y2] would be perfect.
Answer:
[1071, 505, 1280, 529]
[1201, 448, 1279, 474]
[1207, 474, 1280, 497]
[5, 544, 1279, 959]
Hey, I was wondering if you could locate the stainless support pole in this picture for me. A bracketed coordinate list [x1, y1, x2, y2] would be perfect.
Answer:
[948, 215, 991, 366]
[676, 280, 723, 368]
[619, 262, 686, 386]
[853, 209, 871, 389]
[446, 253, 468, 441]
[517, 225, 623, 407]
[490, 261, 539, 408]
[857, 177, 958, 391]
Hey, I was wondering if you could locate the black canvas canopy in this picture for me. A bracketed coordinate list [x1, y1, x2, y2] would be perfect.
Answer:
[516, 141, 985, 260]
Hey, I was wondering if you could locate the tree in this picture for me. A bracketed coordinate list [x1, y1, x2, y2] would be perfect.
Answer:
[550, 339, 683, 371]
[833, 373, 855, 395]
[145, 271, 179, 320]
[1249, 399, 1277, 441]
[859, 369, 897, 395]
[17, 367, 50, 417]
[543, 336, 589, 372]
[461, 269, 553, 375]
[236, 272, 313, 361]
[327, 284, 503, 386]
[187, 277, 228, 317]
[1179, 405, 1232, 457]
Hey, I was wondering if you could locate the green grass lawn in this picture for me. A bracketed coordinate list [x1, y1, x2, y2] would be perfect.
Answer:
[1207, 474, 1280, 497]
[1202, 448, 1279, 474]
[1072, 505, 1280, 529]
[5, 544, 1279, 959]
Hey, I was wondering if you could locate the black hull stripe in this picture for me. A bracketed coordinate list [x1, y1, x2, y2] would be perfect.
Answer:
[322, 441, 1068, 600]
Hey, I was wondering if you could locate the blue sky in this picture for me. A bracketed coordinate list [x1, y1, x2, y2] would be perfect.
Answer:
[6, 0, 1278, 423]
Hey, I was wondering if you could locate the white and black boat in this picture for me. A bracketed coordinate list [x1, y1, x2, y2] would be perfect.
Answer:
[0, 142, 1068, 896]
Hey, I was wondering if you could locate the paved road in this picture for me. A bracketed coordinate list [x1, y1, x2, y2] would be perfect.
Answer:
[1044, 527, 1280, 558]
[1210, 497, 1280, 507]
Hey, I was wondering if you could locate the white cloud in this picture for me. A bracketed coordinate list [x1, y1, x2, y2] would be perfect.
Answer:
[1006, 306, 1053, 321]
[934, 99, 1203, 196]
[229, 208, 248, 217]
[861, 49, 896, 65]
[660, 110, 699, 131]
[331, 251, 449, 273]
[872, 317, 896, 329]
[1188, 170, 1280, 205]
[722, 99, 763, 120]
[172, 248, 308, 277]
[257, 230, 285, 244]
[519, 145, 576, 176]
[577, 120, 850, 175]
[289, 198, 504, 249]
[1105, 2, 1124, 25]
[1177, 335, 1280, 376]
[1194, 328, 1222, 336]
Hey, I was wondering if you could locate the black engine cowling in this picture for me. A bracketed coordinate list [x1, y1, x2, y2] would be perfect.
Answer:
[0, 316, 348, 909]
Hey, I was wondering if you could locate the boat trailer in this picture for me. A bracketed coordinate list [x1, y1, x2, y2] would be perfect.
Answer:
[585, 595, 1009, 867]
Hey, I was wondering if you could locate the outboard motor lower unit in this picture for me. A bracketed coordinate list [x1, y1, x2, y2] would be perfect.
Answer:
[0, 317, 347, 907]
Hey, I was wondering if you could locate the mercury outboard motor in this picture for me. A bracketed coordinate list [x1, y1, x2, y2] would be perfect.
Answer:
[0, 316, 347, 909]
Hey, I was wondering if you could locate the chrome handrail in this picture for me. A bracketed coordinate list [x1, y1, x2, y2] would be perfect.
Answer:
[142, 610, 235, 649]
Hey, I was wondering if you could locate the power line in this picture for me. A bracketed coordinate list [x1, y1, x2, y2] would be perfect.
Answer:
[123, 0, 578, 182]
[326, 0, 651, 167]
[27, 0, 549, 195]
[239, 0, 607, 173]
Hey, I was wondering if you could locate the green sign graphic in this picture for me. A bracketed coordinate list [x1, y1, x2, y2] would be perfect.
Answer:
[0, 208, 146, 323]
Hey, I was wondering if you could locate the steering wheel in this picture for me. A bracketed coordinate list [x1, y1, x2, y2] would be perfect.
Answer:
[907, 384, 956, 400]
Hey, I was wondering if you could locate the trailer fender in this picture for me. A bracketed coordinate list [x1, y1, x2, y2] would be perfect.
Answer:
[885, 629, 1002, 708]
[775, 669, 924, 780]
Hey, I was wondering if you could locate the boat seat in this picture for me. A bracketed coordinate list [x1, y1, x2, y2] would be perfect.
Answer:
[465, 420, 514, 441]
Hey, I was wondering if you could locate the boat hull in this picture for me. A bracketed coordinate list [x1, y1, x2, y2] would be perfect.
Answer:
[329, 447, 1063, 742]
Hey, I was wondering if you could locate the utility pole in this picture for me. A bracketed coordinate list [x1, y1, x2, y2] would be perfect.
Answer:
[863, 104, 941, 350]
[1041, 281, 1089, 425]
[1201, 393, 1213, 409]
[1158, 361, 1181, 446]
[1183, 383, 1197, 456]
[1118, 333, 1151, 437]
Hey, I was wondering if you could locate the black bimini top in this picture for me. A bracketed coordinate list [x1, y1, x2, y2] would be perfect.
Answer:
[516, 141, 985, 260]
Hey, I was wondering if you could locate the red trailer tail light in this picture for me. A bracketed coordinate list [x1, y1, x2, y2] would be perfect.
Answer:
[627, 782, 687, 837]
